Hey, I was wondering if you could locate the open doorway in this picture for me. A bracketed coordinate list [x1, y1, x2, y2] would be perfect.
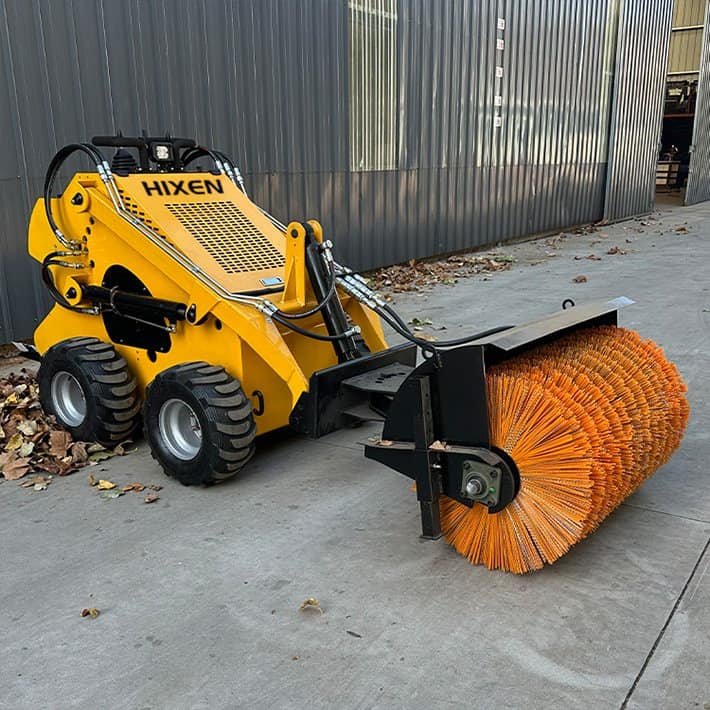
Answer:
[656, 0, 705, 206]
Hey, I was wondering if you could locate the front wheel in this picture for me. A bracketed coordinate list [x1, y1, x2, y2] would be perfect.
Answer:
[38, 337, 141, 446]
[143, 362, 256, 485]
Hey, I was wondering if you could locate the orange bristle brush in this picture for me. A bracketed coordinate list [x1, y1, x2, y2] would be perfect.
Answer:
[439, 326, 689, 574]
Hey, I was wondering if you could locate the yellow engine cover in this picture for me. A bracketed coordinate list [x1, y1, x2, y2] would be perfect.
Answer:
[114, 173, 286, 294]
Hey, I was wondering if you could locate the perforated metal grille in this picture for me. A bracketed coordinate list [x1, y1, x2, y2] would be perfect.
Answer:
[164, 201, 284, 273]
[117, 189, 163, 234]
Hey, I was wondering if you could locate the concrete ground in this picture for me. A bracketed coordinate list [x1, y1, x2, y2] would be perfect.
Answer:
[1, 202, 708, 710]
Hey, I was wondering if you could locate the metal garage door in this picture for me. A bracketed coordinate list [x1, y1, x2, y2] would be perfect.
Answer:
[604, 0, 674, 221]
[685, 2, 710, 205]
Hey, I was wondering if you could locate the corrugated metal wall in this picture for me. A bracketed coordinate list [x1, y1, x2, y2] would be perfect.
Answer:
[668, 0, 706, 79]
[0, 0, 669, 343]
[348, 0, 620, 269]
[604, 0, 674, 221]
[685, 1, 710, 205]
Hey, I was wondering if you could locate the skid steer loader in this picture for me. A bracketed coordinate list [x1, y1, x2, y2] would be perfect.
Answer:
[25, 135, 687, 571]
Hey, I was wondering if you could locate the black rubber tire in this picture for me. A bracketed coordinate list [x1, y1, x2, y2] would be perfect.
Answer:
[38, 337, 141, 446]
[143, 362, 256, 485]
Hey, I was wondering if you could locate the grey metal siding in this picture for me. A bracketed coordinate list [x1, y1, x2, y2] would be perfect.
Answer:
[686, 1, 710, 205]
[0, 0, 667, 343]
[604, 0, 673, 221]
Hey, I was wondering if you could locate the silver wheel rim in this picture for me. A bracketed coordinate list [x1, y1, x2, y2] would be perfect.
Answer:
[50, 371, 87, 427]
[158, 398, 202, 461]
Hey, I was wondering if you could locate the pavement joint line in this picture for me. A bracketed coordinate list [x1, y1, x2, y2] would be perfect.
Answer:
[619, 535, 710, 710]
[620, 501, 710, 526]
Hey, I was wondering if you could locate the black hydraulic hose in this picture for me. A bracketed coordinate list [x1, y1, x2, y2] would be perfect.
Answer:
[181, 145, 225, 172]
[41, 143, 107, 313]
[270, 310, 358, 342]
[272, 262, 338, 320]
[377, 303, 514, 351]
[41, 254, 94, 314]
[44, 143, 105, 244]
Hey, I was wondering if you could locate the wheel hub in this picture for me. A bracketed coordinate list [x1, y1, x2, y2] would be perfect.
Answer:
[158, 398, 203, 461]
[50, 371, 87, 427]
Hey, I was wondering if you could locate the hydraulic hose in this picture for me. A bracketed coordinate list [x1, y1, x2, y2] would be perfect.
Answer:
[44, 142, 105, 251]
[269, 310, 359, 342]
[41, 143, 107, 313]
[272, 262, 338, 320]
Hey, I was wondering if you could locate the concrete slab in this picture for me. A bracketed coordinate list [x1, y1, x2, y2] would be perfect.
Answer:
[1, 203, 709, 709]
[626, 545, 710, 710]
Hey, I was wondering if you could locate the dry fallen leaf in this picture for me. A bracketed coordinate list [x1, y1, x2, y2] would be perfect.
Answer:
[17, 420, 37, 437]
[97, 479, 116, 490]
[143, 492, 160, 504]
[70, 442, 88, 464]
[2, 456, 31, 480]
[147, 484, 163, 491]
[100, 489, 123, 500]
[49, 430, 72, 457]
[606, 246, 627, 255]
[87, 474, 98, 487]
[88, 450, 115, 463]
[6, 432, 23, 452]
[299, 598, 324, 614]
[80, 607, 100, 619]
[20, 474, 51, 489]
[572, 275, 588, 283]
[122, 482, 145, 493]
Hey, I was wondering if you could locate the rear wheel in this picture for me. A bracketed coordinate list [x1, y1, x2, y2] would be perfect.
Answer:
[143, 362, 255, 485]
[38, 337, 141, 446]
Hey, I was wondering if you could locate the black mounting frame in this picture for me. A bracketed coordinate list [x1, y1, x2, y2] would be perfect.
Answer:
[365, 300, 620, 539]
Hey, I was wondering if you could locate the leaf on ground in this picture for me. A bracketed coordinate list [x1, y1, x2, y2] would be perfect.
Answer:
[17, 420, 37, 437]
[100, 489, 123, 500]
[147, 484, 163, 491]
[86, 443, 106, 455]
[2, 456, 30, 480]
[346, 630, 362, 638]
[6, 432, 23, 452]
[88, 474, 98, 487]
[572, 275, 588, 283]
[49, 430, 72, 457]
[143, 492, 160, 504]
[80, 607, 100, 619]
[20, 474, 51, 489]
[88, 450, 115, 463]
[122, 482, 145, 493]
[70, 442, 88, 464]
[299, 598, 324, 614]
[574, 254, 601, 261]
[19, 441, 34, 458]
[97, 479, 116, 490]
[606, 246, 627, 255]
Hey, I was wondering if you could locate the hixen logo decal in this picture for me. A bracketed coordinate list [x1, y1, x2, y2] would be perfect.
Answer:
[141, 179, 225, 196]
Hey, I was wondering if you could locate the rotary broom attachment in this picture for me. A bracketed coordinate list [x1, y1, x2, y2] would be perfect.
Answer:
[366, 302, 689, 574]
[440, 325, 689, 573]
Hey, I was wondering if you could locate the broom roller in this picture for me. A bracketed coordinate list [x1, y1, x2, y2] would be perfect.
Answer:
[366, 301, 689, 574]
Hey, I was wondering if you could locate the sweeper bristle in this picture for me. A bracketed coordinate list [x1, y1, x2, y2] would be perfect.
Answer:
[439, 326, 689, 574]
